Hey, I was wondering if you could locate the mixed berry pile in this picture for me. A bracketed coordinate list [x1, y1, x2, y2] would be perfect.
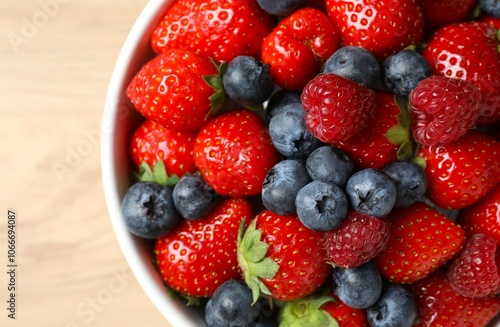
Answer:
[119, 0, 500, 326]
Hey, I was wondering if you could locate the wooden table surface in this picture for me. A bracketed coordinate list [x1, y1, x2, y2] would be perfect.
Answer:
[1, 0, 173, 326]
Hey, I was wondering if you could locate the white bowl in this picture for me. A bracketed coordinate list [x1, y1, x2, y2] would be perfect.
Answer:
[101, 0, 206, 326]
[101, 1, 500, 326]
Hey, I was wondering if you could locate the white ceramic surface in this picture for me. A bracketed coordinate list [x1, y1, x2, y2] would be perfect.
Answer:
[101, 0, 206, 326]
[101, 1, 500, 326]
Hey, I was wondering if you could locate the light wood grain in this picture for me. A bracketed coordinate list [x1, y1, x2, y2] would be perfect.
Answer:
[0, 1, 173, 326]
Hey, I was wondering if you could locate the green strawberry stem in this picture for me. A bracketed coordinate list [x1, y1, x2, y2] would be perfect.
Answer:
[237, 219, 279, 304]
[133, 160, 180, 187]
[278, 294, 339, 327]
[204, 61, 227, 119]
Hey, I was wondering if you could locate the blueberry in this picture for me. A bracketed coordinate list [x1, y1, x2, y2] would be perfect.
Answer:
[172, 174, 220, 220]
[382, 50, 431, 98]
[262, 160, 311, 215]
[480, 0, 500, 17]
[323, 46, 380, 88]
[383, 161, 427, 208]
[306, 146, 354, 189]
[333, 261, 383, 310]
[346, 169, 397, 218]
[207, 280, 264, 326]
[266, 90, 302, 121]
[367, 284, 417, 327]
[295, 181, 348, 231]
[223, 56, 274, 106]
[269, 108, 322, 158]
[257, 0, 307, 17]
[121, 182, 180, 239]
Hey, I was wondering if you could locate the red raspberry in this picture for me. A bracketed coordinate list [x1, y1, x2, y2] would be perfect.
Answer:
[409, 76, 482, 147]
[447, 233, 500, 298]
[323, 211, 390, 268]
[301, 74, 376, 144]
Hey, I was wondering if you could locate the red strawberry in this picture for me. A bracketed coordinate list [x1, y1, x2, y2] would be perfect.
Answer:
[479, 14, 500, 30]
[151, 0, 274, 63]
[335, 91, 400, 169]
[410, 269, 500, 327]
[422, 21, 500, 126]
[261, 7, 339, 91]
[278, 292, 368, 327]
[459, 184, 500, 245]
[193, 109, 280, 197]
[420, 0, 477, 33]
[409, 76, 482, 147]
[301, 73, 375, 144]
[374, 202, 466, 284]
[127, 49, 222, 132]
[154, 198, 253, 298]
[418, 130, 500, 210]
[237, 210, 331, 302]
[130, 120, 197, 177]
[321, 294, 369, 327]
[447, 233, 500, 298]
[323, 210, 390, 268]
[325, 0, 424, 60]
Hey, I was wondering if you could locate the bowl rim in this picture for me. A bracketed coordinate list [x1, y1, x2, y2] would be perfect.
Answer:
[101, 1, 205, 326]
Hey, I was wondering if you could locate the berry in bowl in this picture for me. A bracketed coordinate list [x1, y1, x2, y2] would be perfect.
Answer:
[102, 0, 500, 326]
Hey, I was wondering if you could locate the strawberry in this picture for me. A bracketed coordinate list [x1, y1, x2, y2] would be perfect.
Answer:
[409, 76, 482, 147]
[325, 0, 424, 60]
[323, 210, 390, 268]
[459, 184, 500, 245]
[277, 292, 368, 327]
[237, 210, 331, 302]
[301, 73, 375, 144]
[373, 202, 466, 284]
[422, 21, 500, 126]
[151, 0, 274, 63]
[261, 7, 339, 91]
[447, 233, 500, 298]
[321, 293, 369, 327]
[193, 109, 280, 197]
[336, 91, 400, 169]
[130, 120, 197, 177]
[420, 0, 477, 34]
[410, 269, 500, 327]
[154, 198, 253, 298]
[418, 130, 500, 210]
[127, 48, 224, 132]
[478, 14, 500, 30]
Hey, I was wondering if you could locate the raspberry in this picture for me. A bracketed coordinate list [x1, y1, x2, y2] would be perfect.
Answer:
[323, 211, 390, 268]
[447, 233, 500, 298]
[409, 76, 482, 146]
[301, 74, 376, 144]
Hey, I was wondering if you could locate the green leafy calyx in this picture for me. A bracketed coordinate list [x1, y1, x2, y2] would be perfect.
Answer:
[204, 61, 228, 120]
[237, 219, 279, 304]
[278, 294, 339, 327]
[134, 160, 180, 187]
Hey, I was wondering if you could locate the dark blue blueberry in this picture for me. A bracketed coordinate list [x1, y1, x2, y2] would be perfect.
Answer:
[383, 161, 427, 208]
[295, 181, 348, 231]
[367, 284, 417, 327]
[382, 50, 431, 98]
[223, 56, 274, 106]
[333, 261, 383, 310]
[205, 299, 229, 327]
[269, 108, 322, 158]
[480, 0, 500, 17]
[266, 90, 302, 122]
[306, 146, 354, 189]
[172, 174, 220, 220]
[208, 280, 262, 326]
[262, 160, 311, 215]
[257, 0, 307, 17]
[121, 182, 180, 239]
[323, 46, 381, 87]
[250, 318, 278, 327]
[346, 169, 397, 218]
